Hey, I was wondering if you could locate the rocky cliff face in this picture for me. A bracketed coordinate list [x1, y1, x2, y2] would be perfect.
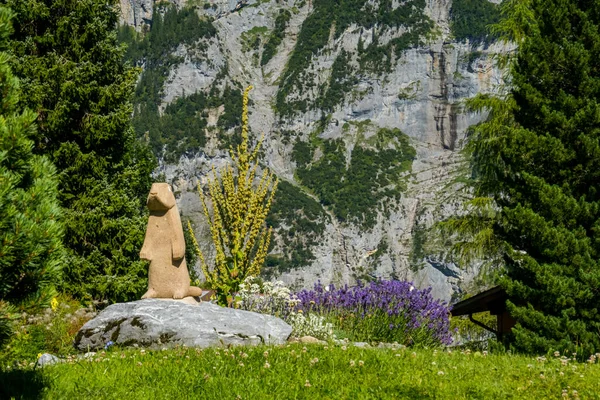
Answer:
[120, 0, 507, 302]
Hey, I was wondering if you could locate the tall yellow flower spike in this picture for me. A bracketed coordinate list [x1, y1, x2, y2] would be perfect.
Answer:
[188, 85, 278, 306]
[50, 297, 58, 312]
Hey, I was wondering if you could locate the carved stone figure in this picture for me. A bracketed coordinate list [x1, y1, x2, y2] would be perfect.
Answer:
[140, 183, 202, 299]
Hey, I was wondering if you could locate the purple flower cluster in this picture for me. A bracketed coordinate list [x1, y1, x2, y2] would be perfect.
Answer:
[295, 280, 453, 346]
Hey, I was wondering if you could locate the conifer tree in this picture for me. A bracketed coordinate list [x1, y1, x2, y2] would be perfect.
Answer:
[2, 0, 156, 303]
[465, 0, 600, 357]
[0, 5, 64, 344]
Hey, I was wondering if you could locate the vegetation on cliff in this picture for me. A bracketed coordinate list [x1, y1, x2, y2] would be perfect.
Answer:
[450, 0, 501, 44]
[294, 126, 416, 229]
[117, 4, 225, 161]
[276, 0, 434, 116]
[265, 181, 329, 275]
[260, 9, 292, 66]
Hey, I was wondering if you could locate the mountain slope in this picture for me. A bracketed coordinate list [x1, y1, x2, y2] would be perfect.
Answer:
[119, 0, 509, 301]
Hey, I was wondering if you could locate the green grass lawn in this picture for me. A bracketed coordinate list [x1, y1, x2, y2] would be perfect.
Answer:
[1, 344, 599, 399]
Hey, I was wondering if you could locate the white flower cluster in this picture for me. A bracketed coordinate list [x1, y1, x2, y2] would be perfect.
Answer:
[236, 276, 333, 340]
[287, 312, 334, 341]
[236, 276, 298, 318]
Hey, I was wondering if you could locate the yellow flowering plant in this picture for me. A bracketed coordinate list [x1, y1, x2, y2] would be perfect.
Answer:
[51, 297, 59, 312]
[188, 86, 278, 306]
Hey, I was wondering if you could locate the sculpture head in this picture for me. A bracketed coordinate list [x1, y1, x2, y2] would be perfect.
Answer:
[146, 183, 177, 211]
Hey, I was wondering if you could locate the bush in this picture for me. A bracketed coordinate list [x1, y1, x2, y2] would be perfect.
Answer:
[0, 5, 65, 345]
[296, 280, 453, 346]
[188, 87, 278, 306]
[235, 277, 334, 340]
[235, 277, 296, 319]
[0, 294, 95, 369]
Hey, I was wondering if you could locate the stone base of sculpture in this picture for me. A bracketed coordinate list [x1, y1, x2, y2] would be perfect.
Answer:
[74, 299, 292, 351]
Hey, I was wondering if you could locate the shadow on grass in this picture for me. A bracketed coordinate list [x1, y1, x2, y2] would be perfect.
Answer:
[0, 368, 48, 399]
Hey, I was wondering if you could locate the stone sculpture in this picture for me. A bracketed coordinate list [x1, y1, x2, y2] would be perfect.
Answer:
[140, 183, 202, 299]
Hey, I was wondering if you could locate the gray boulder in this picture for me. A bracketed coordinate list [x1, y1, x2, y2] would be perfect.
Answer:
[74, 299, 292, 351]
[36, 353, 60, 367]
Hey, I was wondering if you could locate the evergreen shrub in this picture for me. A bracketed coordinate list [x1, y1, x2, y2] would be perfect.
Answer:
[0, 5, 64, 345]
[458, 0, 600, 358]
[5, 0, 157, 303]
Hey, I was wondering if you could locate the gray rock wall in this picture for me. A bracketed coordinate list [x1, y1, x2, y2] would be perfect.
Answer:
[122, 0, 509, 302]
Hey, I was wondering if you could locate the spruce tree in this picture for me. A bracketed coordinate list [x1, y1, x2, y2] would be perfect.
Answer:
[0, 5, 64, 344]
[2, 0, 156, 303]
[467, 0, 600, 357]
